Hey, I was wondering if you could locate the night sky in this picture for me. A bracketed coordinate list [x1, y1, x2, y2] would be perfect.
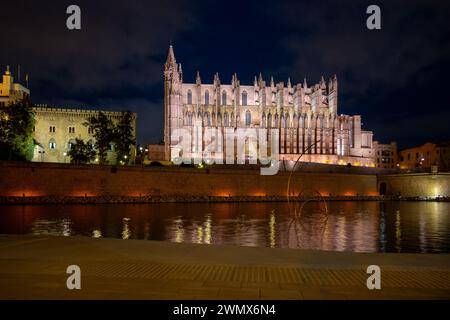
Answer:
[1, 0, 449, 149]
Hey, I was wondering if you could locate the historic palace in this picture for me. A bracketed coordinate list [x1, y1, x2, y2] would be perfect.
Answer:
[164, 46, 378, 167]
[1, 66, 136, 164]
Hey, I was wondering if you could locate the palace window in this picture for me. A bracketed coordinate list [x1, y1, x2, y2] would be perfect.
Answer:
[87, 140, 95, 150]
[222, 91, 227, 105]
[205, 90, 209, 105]
[88, 127, 94, 134]
[68, 139, 77, 150]
[245, 110, 251, 126]
[48, 139, 56, 149]
[49, 126, 56, 133]
[68, 126, 75, 134]
[242, 91, 248, 106]
[187, 90, 192, 105]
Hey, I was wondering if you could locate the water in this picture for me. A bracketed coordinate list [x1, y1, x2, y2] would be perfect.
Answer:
[0, 201, 449, 253]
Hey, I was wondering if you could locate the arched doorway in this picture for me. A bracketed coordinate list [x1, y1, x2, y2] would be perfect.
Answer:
[379, 182, 387, 196]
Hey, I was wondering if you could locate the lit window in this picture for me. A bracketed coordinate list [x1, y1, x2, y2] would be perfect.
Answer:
[205, 90, 209, 105]
[187, 90, 192, 105]
[68, 139, 76, 149]
[245, 110, 251, 126]
[242, 91, 248, 106]
[224, 112, 229, 127]
[49, 139, 56, 149]
[222, 91, 227, 105]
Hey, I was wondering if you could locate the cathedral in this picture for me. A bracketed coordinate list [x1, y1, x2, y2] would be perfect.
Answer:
[164, 46, 376, 167]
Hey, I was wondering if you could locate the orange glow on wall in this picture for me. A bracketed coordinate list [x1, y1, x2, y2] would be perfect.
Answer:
[9, 190, 44, 197]
[69, 191, 97, 197]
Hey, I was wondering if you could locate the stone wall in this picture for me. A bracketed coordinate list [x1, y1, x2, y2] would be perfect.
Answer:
[0, 161, 377, 199]
[378, 173, 450, 198]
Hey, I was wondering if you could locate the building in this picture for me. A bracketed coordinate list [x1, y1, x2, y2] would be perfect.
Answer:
[399, 142, 450, 171]
[1, 66, 137, 164]
[0, 66, 29, 106]
[163, 46, 376, 167]
[373, 141, 398, 169]
[32, 105, 136, 163]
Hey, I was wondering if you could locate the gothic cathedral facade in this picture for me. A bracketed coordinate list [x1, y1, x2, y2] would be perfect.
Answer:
[164, 46, 375, 167]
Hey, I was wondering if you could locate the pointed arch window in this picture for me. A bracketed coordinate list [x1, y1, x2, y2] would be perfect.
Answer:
[262, 113, 266, 128]
[187, 90, 192, 105]
[245, 110, 251, 126]
[267, 113, 272, 128]
[222, 91, 227, 105]
[48, 139, 57, 149]
[224, 112, 229, 127]
[242, 91, 248, 106]
[205, 90, 209, 105]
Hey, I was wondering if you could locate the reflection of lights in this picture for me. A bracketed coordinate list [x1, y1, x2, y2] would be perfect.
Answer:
[92, 229, 102, 238]
[62, 218, 71, 236]
[204, 215, 211, 244]
[269, 211, 276, 248]
[395, 210, 401, 252]
[196, 226, 203, 243]
[122, 217, 131, 240]
[31, 218, 72, 236]
[174, 218, 184, 243]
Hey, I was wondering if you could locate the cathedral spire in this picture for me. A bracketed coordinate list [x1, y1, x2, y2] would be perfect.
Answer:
[165, 45, 177, 67]
[303, 77, 308, 89]
[270, 76, 274, 88]
[196, 71, 201, 85]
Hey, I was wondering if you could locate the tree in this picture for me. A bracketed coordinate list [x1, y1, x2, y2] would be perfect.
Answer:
[84, 112, 113, 165]
[112, 111, 135, 165]
[0, 100, 35, 161]
[67, 138, 96, 164]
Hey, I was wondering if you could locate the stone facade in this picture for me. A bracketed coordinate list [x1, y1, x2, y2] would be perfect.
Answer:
[32, 105, 137, 164]
[399, 142, 450, 171]
[0, 161, 378, 198]
[0, 66, 137, 164]
[164, 46, 376, 167]
[373, 141, 398, 169]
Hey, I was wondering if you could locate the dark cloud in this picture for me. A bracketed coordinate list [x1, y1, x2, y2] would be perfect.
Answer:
[1, 0, 449, 148]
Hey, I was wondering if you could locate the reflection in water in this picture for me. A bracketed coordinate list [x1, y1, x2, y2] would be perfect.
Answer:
[31, 218, 72, 236]
[269, 212, 276, 248]
[92, 229, 102, 238]
[122, 218, 131, 240]
[173, 217, 184, 243]
[395, 210, 402, 252]
[0, 201, 449, 253]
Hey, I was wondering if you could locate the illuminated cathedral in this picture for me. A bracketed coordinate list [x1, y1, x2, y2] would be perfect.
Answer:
[164, 46, 376, 167]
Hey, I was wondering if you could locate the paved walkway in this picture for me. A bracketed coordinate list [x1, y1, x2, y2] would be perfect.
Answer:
[0, 235, 449, 299]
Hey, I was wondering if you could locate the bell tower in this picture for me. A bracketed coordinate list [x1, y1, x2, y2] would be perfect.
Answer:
[164, 45, 183, 161]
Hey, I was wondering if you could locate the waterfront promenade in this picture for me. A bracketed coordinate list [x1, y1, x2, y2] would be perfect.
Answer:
[0, 235, 449, 299]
